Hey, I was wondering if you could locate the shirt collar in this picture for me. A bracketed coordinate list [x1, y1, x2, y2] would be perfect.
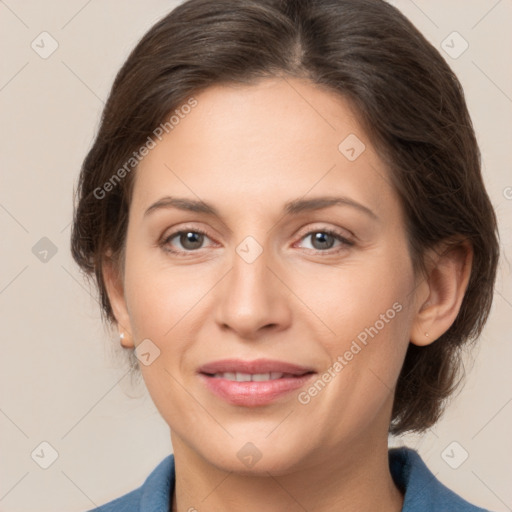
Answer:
[137, 447, 489, 511]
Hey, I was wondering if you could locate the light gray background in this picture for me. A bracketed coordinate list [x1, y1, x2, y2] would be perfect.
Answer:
[1, 1, 511, 511]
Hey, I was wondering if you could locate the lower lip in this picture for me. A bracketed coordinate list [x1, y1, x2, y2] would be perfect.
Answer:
[198, 373, 316, 406]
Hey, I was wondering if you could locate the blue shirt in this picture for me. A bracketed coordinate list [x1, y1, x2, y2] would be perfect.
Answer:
[86, 446, 493, 511]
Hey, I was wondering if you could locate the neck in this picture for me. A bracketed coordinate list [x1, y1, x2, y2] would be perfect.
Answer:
[170, 432, 403, 512]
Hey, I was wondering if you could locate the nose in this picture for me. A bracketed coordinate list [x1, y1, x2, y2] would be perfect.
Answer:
[214, 241, 292, 340]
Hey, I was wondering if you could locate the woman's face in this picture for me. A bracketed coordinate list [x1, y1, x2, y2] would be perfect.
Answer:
[110, 77, 424, 473]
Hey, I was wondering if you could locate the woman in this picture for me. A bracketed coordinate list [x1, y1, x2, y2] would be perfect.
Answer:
[71, 0, 499, 510]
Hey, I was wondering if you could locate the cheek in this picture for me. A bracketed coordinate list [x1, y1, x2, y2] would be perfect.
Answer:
[296, 250, 415, 414]
[294, 253, 413, 351]
[123, 245, 213, 341]
[121, 248, 202, 416]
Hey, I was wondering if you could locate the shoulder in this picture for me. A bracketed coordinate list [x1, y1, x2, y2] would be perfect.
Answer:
[389, 446, 493, 512]
[84, 454, 175, 512]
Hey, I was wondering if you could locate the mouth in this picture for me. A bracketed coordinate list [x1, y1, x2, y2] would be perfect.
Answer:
[197, 359, 316, 406]
[203, 371, 310, 381]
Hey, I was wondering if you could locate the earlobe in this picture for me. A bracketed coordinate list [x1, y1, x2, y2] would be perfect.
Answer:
[119, 331, 134, 349]
[102, 253, 135, 348]
[410, 240, 473, 347]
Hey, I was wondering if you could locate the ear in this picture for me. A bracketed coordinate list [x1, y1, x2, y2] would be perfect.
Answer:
[102, 250, 134, 348]
[410, 239, 473, 346]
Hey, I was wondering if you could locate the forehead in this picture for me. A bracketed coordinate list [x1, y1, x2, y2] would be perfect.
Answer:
[131, 77, 397, 220]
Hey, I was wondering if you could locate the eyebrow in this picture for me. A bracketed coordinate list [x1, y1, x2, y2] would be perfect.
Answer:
[144, 195, 378, 220]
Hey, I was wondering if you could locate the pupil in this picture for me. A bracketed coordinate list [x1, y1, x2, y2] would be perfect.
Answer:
[313, 232, 333, 250]
[178, 232, 334, 251]
[182, 232, 203, 249]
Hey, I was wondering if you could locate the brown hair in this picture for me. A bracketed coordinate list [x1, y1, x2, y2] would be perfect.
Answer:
[70, 0, 499, 435]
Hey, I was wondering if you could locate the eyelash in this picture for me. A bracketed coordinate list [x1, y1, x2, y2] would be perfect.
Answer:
[159, 225, 354, 256]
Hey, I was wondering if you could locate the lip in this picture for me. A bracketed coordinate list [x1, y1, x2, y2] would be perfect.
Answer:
[198, 358, 315, 376]
[197, 358, 316, 407]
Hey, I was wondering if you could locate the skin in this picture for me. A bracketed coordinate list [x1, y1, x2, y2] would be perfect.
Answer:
[103, 76, 472, 512]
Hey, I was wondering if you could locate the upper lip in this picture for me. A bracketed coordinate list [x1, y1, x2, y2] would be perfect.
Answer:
[198, 358, 315, 376]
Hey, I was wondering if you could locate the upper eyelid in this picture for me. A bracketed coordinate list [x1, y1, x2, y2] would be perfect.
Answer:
[162, 223, 353, 240]
[296, 224, 353, 240]
[162, 224, 354, 251]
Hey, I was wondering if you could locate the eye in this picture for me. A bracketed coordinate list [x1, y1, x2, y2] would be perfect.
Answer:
[296, 228, 354, 254]
[160, 227, 214, 255]
[159, 226, 354, 256]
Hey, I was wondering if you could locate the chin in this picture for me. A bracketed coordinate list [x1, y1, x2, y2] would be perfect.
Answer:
[201, 438, 310, 476]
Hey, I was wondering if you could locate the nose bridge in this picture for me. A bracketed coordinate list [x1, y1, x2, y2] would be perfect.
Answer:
[214, 233, 290, 337]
